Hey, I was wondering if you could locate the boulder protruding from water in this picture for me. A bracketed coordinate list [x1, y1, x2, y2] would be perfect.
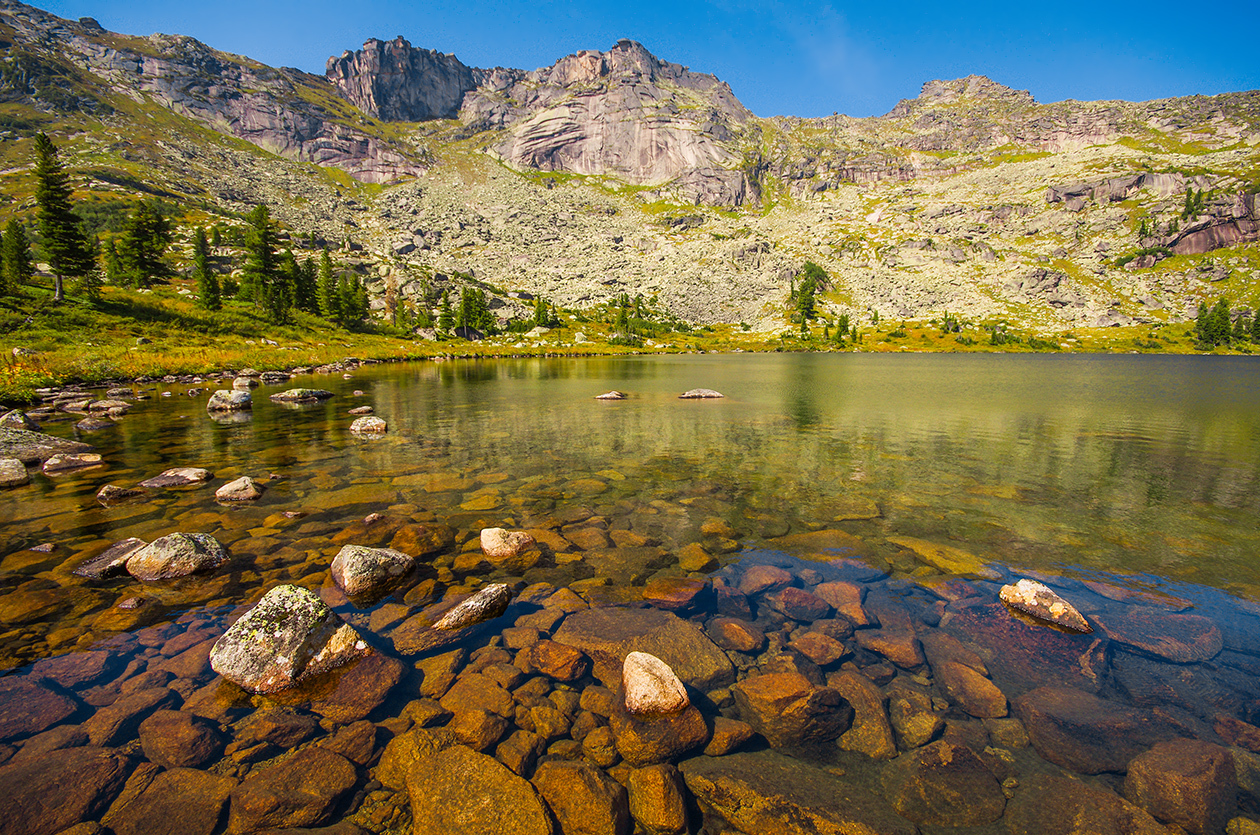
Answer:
[206, 389, 251, 411]
[350, 415, 387, 433]
[596, 390, 627, 400]
[215, 476, 265, 502]
[270, 388, 334, 403]
[331, 544, 416, 597]
[139, 467, 214, 488]
[481, 528, 535, 559]
[0, 457, 28, 487]
[125, 532, 229, 580]
[433, 583, 513, 631]
[679, 389, 724, 399]
[623, 651, 689, 716]
[999, 579, 1091, 633]
[209, 584, 370, 694]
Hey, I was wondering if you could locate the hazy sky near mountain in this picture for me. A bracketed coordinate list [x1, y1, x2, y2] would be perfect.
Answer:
[40, 0, 1260, 118]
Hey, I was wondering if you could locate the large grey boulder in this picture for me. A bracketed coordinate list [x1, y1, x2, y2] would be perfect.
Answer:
[139, 467, 213, 488]
[214, 476, 265, 502]
[270, 388, 334, 403]
[0, 427, 92, 465]
[206, 389, 251, 411]
[0, 410, 39, 431]
[331, 544, 417, 597]
[209, 584, 370, 694]
[124, 532, 229, 580]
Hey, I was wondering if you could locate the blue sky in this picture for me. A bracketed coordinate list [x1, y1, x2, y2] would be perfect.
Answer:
[39, 0, 1260, 118]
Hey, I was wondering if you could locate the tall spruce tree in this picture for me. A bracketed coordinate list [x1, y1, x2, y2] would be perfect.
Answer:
[1, 219, 34, 295]
[116, 202, 172, 287]
[316, 248, 338, 320]
[192, 227, 220, 311]
[293, 254, 318, 314]
[33, 133, 93, 303]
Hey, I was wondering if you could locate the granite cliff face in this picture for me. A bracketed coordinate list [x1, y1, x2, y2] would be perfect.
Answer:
[459, 40, 755, 206]
[326, 36, 483, 121]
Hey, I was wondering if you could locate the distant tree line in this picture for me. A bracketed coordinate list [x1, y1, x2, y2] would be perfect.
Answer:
[1195, 298, 1260, 349]
[0, 132, 368, 329]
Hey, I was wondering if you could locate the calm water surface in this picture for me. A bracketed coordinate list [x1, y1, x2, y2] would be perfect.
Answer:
[2, 353, 1259, 832]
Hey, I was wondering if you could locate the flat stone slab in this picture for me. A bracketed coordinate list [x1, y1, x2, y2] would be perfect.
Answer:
[269, 389, 334, 403]
[1093, 607, 1223, 663]
[0, 427, 91, 465]
[553, 607, 734, 691]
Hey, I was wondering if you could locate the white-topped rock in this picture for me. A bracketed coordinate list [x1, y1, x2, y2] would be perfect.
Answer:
[1000, 578, 1092, 633]
[623, 651, 690, 716]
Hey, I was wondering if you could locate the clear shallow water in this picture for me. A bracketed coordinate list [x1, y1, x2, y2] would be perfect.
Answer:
[2, 353, 1259, 833]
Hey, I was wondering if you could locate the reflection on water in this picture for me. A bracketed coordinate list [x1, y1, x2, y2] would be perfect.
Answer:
[1, 353, 1259, 833]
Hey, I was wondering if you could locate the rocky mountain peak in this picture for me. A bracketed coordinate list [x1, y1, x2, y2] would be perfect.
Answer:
[919, 75, 1035, 104]
[326, 36, 480, 120]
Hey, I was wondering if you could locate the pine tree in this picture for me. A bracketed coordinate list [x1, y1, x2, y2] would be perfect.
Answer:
[116, 202, 172, 287]
[242, 205, 285, 319]
[33, 133, 93, 302]
[438, 290, 453, 333]
[1252, 311, 1260, 344]
[1233, 312, 1251, 342]
[334, 275, 368, 328]
[1, 219, 34, 295]
[1194, 301, 1210, 346]
[293, 255, 318, 314]
[73, 235, 104, 302]
[192, 227, 220, 311]
[533, 296, 548, 326]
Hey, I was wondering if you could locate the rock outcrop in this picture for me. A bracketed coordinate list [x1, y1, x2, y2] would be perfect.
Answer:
[327, 36, 481, 121]
[461, 40, 754, 207]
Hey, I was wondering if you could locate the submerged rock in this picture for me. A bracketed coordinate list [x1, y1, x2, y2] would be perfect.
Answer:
[1094, 607, 1223, 663]
[125, 533, 229, 581]
[1122, 738, 1236, 835]
[1006, 773, 1174, 835]
[1013, 685, 1175, 774]
[681, 750, 917, 835]
[554, 607, 735, 691]
[0, 426, 91, 464]
[611, 703, 709, 767]
[0, 457, 28, 487]
[999, 578, 1092, 632]
[533, 760, 631, 835]
[883, 740, 1006, 826]
[206, 389, 251, 411]
[330, 544, 417, 597]
[214, 476, 265, 502]
[0, 746, 132, 835]
[623, 652, 689, 716]
[139, 467, 213, 488]
[95, 484, 147, 505]
[73, 537, 147, 579]
[678, 388, 724, 399]
[269, 388, 334, 403]
[408, 745, 553, 835]
[209, 584, 369, 694]
[731, 672, 851, 748]
[226, 747, 357, 833]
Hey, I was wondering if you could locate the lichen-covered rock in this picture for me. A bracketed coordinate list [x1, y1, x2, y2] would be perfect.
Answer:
[125, 533, 229, 580]
[206, 389, 251, 411]
[214, 476, 265, 502]
[999, 578, 1092, 632]
[0, 427, 90, 465]
[623, 652, 689, 716]
[349, 415, 387, 433]
[209, 584, 369, 694]
[330, 544, 416, 597]
[595, 390, 627, 400]
[95, 484, 146, 505]
[0, 410, 39, 431]
[480, 527, 536, 559]
[678, 388, 724, 399]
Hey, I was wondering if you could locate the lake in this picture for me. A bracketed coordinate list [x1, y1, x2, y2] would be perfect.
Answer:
[1, 352, 1258, 833]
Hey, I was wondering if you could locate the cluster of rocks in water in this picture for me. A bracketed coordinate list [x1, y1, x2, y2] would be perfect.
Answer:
[2, 512, 1260, 835]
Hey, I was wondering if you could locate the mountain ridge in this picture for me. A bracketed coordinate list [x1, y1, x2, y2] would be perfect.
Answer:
[1, 0, 1258, 332]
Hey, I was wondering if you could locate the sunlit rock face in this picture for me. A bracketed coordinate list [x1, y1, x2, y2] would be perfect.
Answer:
[326, 36, 481, 121]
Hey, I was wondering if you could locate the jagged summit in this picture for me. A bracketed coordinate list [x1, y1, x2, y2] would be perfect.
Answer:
[326, 36, 482, 121]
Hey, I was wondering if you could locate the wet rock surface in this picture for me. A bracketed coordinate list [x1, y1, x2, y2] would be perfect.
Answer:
[408, 745, 553, 835]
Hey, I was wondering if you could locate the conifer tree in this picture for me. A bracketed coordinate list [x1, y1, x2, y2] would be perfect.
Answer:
[116, 202, 172, 287]
[241, 205, 287, 320]
[1, 219, 34, 295]
[193, 227, 220, 311]
[1252, 311, 1260, 344]
[33, 133, 93, 302]
[316, 249, 338, 320]
[438, 290, 453, 333]
[335, 275, 368, 328]
[293, 255, 318, 314]
[102, 238, 122, 285]
[73, 235, 104, 302]
[533, 295, 548, 326]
